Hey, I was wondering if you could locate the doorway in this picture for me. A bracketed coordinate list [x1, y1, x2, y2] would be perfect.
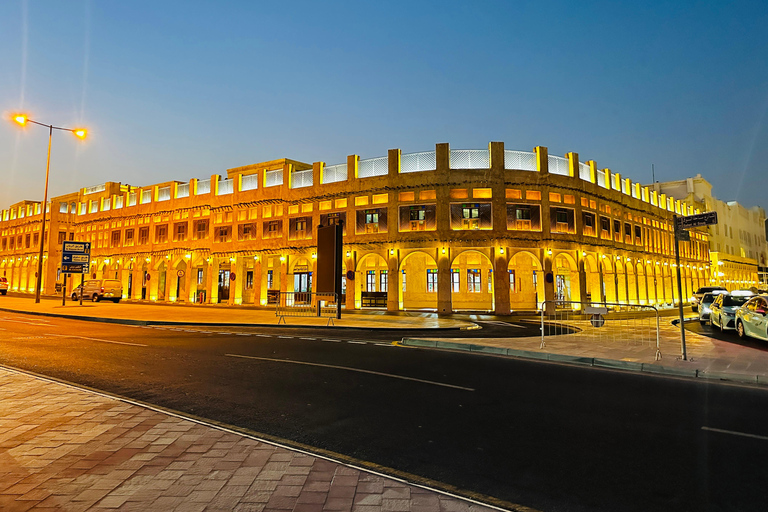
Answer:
[218, 269, 230, 303]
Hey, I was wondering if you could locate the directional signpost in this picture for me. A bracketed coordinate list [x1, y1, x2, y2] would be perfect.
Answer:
[61, 242, 91, 305]
[673, 212, 718, 360]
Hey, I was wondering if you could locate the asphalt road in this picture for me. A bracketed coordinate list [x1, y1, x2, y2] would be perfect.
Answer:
[1, 311, 768, 512]
[686, 318, 768, 352]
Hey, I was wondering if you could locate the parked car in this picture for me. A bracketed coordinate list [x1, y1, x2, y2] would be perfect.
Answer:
[698, 292, 726, 323]
[0, 276, 8, 295]
[709, 291, 754, 331]
[735, 295, 768, 341]
[71, 279, 123, 303]
[691, 286, 727, 312]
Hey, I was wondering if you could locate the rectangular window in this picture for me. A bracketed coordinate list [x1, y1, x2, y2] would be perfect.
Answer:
[635, 225, 642, 244]
[509, 270, 515, 292]
[267, 270, 274, 289]
[583, 212, 596, 236]
[380, 270, 388, 293]
[111, 230, 121, 247]
[25, 234, 31, 248]
[175, 223, 187, 241]
[217, 226, 231, 243]
[624, 223, 632, 244]
[600, 216, 611, 239]
[156, 225, 168, 243]
[426, 269, 438, 292]
[125, 229, 135, 246]
[139, 227, 149, 245]
[467, 269, 481, 293]
[402, 270, 406, 293]
[365, 212, 379, 224]
[366, 270, 376, 292]
[58, 232, 67, 244]
[246, 271, 254, 289]
[614, 220, 622, 242]
[451, 269, 460, 292]
[197, 269, 204, 285]
[488, 269, 493, 293]
[195, 220, 208, 239]
[33, 233, 39, 247]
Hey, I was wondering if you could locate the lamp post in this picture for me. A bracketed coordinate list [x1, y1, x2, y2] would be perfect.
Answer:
[11, 114, 87, 303]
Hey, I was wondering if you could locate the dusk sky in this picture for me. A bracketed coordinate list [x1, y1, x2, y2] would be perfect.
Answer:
[2, 1, 767, 213]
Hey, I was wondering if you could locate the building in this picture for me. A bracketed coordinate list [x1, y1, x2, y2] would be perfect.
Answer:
[653, 175, 767, 291]
[0, 142, 711, 314]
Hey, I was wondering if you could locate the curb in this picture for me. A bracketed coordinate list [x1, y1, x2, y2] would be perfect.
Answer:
[400, 338, 767, 387]
[0, 306, 478, 331]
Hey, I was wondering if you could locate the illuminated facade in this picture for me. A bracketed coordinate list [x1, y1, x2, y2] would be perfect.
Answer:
[1, 142, 712, 314]
[653, 175, 766, 291]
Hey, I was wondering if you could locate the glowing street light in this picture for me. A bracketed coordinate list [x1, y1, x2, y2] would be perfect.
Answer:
[10, 113, 88, 303]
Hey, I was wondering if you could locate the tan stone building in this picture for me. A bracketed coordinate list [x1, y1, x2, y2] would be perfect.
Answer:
[1, 142, 711, 314]
[653, 175, 766, 291]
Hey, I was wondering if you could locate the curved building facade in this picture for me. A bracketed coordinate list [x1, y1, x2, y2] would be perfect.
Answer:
[0, 142, 711, 314]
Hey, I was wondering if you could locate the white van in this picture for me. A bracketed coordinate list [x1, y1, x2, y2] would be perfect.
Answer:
[71, 279, 123, 303]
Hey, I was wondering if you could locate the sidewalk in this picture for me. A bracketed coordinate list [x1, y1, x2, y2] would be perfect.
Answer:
[0, 296, 474, 330]
[402, 315, 768, 386]
[0, 367, 516, 512]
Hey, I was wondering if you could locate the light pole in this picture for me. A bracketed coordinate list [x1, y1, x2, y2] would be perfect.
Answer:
[11, 114, 87, 303]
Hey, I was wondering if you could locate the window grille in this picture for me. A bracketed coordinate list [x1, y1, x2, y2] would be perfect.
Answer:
[322, 163, 348, 183]
[358, 156, 388, 178]
[114, 196, 124, 209]
[597, 170, 607, 188]
[141, 190, 152, 204]
[579, 162, 591, 181]
[450, 149, 489, 169]
[401, 151, 436, 173]
[158, 186, 171, 201]
[128, 192, 137, 206]
[90, 201, 98, 214]
[176, 183, 189, 198]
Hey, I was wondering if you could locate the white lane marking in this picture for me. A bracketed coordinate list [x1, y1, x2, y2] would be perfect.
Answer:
[256, 334, 270, 337]
[46, 333, 148, 347]
[300, 337, 316, 340]
[322, 339, 340, 342]
[481, 321, 525, 329]
[278, 336, 293, 339]
[225, 354, 475, 391]
[702, 426, 768, 441]
[348, 341, 366, 345]
[0, 318, 51, 326]
[236, 333, 252, 336]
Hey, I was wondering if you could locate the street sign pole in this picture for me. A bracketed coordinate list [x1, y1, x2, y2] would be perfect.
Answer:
[62, 273, 67, 306]
[673, 215, 687, 361]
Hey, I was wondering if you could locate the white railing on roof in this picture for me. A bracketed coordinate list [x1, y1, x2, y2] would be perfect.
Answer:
[241, 174, 258, 191]
[128, 192, 137, 206]
[102, 199, 110, 211]
[158, 186, 171, 201]
[265, 169, 283, 187]
[90, 200, 99, 213]
[578, 162, 591, 181]
[548, 155, 569, 176]
[504, 150, 537, 171]
[84, 184, 106, 195]
[218, 179, 233, 195]
[196, 179, 211, 195]
[115, 196, 124, 209]
[401, 151, 436, 173]
[291, 169, 313, 188]
[141, 190, 152, 204]
[322, 163, 348, 183]
[358, 156, 388, 178]
[450, 149, 489, 169]
[79, 203, 87, 215]
[176, 183, 189, 198]
[621, 179, 628, 194]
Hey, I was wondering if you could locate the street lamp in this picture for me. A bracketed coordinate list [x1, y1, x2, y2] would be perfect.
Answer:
[11, 113, 88, 303]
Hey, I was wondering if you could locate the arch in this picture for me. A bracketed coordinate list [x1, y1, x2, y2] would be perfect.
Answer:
[355, 252, 388, 309]
[398, 250, 437, 311]
[451, 249, 493, 312]
[626, 260, 638, 304]
[509, 250, 543, 310]
[552, 252, 580, 305]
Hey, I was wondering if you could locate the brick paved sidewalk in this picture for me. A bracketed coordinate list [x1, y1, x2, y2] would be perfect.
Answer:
[0, 368, 511, 512]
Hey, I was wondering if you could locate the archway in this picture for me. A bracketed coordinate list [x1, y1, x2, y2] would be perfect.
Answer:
[399, 250, 437, 311]
[508, 251, 543, 310]
[356, 252, 388, 308]
[601, 258, 616, 303]
[615, 260, 627, 304]
[554, 252, 580, 305]
[172, 258, 188, 302]
[626, 261, 637, 304]
[290, 256, 313, 304]
[584, 254, 601, 304]
[451, 250, 493, 312]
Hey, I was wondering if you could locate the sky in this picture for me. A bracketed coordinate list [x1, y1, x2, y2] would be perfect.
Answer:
[1, 0, 767, 213]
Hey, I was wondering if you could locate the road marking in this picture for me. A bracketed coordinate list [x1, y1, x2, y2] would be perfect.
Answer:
[225, 354, 475, 391]
[256, 334, 270, 337]
[348, 341, 366, 344]
[46, 333, 148, 347]
[236, 333, 252, 336]
[702, 426, 768, 441]
[0, 318, 51, 326]
[481, 321, 525, 329]
[278, 336, 293, 339]
[300, 337, 316, 340]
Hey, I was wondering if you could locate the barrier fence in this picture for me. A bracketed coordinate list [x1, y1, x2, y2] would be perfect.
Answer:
[540, 300, 661, 361]
[275, 292, 340, 325]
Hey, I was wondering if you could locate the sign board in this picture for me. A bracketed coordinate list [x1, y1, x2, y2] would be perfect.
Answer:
[676, 211, 718, 230]
[61, 242, 91, 274]
[675, 229, 691, 242]
[177, 270, 185, 277]
[229, 272, 236, 281]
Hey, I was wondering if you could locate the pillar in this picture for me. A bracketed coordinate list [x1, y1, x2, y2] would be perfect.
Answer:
[437, 249, 452, 315]
[493, 249, 510, 315]
[387, 252, 400, 312]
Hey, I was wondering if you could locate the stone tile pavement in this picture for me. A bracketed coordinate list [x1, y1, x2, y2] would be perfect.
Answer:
[0, 368, 513, 512]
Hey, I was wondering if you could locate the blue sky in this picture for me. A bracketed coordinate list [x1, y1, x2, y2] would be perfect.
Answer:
[2, 0, 767, 213]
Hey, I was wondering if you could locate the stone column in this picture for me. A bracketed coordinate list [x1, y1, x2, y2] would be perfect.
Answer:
[543, 251, 555, 315]
[493, 248, 510, 315]
[387, 252, 400, 312]
[437, 248, 452, 315]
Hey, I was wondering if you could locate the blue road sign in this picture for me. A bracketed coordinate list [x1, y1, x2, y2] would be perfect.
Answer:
[61, 242, 91, 274]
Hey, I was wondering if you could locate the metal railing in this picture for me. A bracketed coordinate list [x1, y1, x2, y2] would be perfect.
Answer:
[540, 300, 661, 361]
[265, 169, 283, 187]
[401, 151, 436, 173]
[504, 150, 537, 171]
[358, 156, 388, 178]
[158, 186, 171, 201]
[241, 174, 258, 191]
[578, 162, 591, 181]
[176, 183, 189, 198]
[323, 163, 348, 183]
[196, 179, 211, 195]
[276, 291, 340, 326]
[450, 149, 489, 169]
[218, 179, 234, 195]
[291, 169, 313, 188]
[548, 155, 570, 176]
